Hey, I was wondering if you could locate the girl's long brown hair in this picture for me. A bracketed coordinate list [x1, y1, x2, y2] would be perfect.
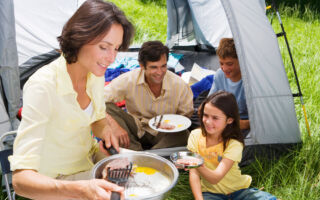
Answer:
[198, 91, 244, 150]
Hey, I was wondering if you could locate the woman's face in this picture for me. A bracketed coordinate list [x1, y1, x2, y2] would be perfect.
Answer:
[77, 23, 124, 77]
[202, 103, 233, 137]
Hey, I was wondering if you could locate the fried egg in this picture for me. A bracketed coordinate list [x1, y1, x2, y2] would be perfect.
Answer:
[126, 166, 171, 198]
[134, 166, 158, 175]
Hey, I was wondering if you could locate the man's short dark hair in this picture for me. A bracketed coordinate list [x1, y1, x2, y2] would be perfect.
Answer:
[138, 41, 169, 67]
[58, 0, 134, 64]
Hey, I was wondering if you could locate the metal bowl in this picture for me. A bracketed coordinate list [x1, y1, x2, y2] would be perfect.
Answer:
[92, 152, 179, 200]
[170, 151, 204, 169]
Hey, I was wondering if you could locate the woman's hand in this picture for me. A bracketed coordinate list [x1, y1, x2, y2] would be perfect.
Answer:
[92, 118, 120, 153]
[99, 138, 118, 156]
[12, 169, 124, 200]
[79, 179, 124, 200]
[105, 113, 130, 148]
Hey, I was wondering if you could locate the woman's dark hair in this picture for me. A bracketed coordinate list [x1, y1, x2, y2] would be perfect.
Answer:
[138, 40, 169, 67]
[198, 91, 244, 150]
[58, 0, 134, 64]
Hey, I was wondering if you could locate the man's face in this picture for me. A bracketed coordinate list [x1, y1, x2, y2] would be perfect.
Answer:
[219, 57, 241, 82]
[143, 54, 167, 85]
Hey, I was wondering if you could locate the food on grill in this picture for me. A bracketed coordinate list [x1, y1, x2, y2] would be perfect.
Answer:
[176, 156, 202, 166]
[100, 161, 172, 198]
[125, 166, 171, 197]
[159, 122, 175, 130]
[102, 158, 130, 179]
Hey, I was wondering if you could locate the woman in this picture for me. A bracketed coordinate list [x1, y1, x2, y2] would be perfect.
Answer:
[9, 0, 134, 199]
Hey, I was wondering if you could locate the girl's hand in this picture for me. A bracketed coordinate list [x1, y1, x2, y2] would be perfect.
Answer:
[79, 179, 124, 200]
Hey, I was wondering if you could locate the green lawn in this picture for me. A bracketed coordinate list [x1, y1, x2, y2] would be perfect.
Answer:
[4, 1, 320, 199]
[109, 0, 167, 44]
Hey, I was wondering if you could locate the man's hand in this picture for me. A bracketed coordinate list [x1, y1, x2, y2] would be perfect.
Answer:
[240, 119, 250, 130]
[114, 127, 130, 148]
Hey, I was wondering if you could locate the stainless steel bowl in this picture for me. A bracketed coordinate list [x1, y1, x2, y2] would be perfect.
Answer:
[92, 152, 179, 200]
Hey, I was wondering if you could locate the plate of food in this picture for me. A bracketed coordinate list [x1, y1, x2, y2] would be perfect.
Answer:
[170, 151, 204, 169]
[148, 114, 191, 133]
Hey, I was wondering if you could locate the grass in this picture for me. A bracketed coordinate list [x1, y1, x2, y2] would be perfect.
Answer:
[266, 0, 320, 15]
[4, 1, 319, 199]
[269, 5, 320, 139]
[109, 0, 167, 45]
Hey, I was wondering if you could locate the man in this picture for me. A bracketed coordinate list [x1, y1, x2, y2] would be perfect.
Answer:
[208, 38, 250, 131]
[104, 41, 194, 150]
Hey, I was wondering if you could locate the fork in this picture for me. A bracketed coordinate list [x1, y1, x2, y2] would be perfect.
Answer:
[152, 115, 158, 126]
[156, 115, 163, 129]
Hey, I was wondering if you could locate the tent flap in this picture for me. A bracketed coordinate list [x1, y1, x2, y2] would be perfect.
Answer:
[0, 0, 21, 134]
[221, 0, 300, 145]
[166, 0, 232, 48]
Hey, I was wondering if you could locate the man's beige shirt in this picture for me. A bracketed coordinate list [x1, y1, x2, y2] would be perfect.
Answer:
[104, 68, 194, 138]
[9, 56, 106, 178]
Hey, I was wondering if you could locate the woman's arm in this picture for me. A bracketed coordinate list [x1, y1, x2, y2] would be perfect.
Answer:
[13, 169, 124, 200]
[189, 169, 204, 200]
[196, 157, 234, 184]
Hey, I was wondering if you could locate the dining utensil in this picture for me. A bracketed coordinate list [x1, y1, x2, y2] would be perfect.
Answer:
[148, 114, 192, 133]
[156, 115, 163, 129]
[107, 162, 133, 200]
[92, 152, 179, 200]
[170, 151, 204, 169]
[152, 115, 158, 126]
[103, 140, 119, 155]
[102, 140, 132, 200]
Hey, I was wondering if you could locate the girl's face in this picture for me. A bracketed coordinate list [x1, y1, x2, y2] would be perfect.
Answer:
[202, 103, 233, 137]
[76, 23, 124, 77]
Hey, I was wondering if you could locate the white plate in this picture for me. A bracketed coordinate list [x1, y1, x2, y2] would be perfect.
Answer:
[148, 114, 191, 133]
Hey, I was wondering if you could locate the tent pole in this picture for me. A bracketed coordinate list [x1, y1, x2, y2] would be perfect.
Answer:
[271, 0, 311, 137]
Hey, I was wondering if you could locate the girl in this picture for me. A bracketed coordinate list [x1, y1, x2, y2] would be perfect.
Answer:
[187, 91, 276, 200]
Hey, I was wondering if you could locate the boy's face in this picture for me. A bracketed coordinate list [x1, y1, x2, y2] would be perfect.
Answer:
[219, 57, 241, 82]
